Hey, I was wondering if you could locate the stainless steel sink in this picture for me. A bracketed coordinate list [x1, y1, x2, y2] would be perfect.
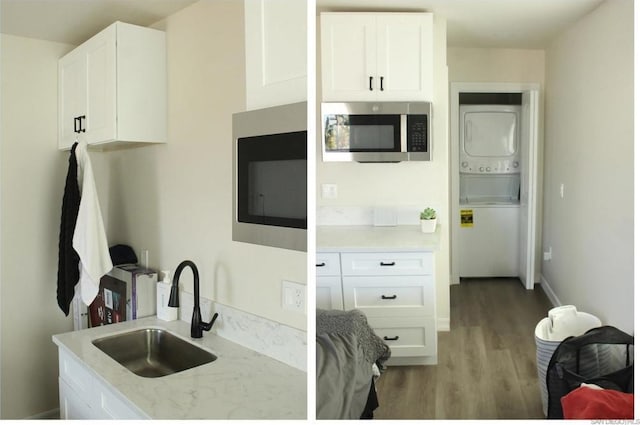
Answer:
[92, 328, 217, 378]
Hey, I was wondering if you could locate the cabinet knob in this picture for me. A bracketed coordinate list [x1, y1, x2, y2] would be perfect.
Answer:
[369, 76, 373, 91]
[316, 262, 326, 267]
[380, 76, 384, 91]
[381, 295, 397, 300]
[383, 336, 399, 341]
[379, 261, 396, 267]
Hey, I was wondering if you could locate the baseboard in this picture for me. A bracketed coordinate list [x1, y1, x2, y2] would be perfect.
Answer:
[540, 274, 561, 307]
[26, 408, 59, 419]
[437, 317, 450, 332]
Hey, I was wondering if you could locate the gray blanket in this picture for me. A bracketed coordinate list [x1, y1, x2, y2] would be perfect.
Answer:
[317, 309, 391, 365]
[316, 309, 391, 419]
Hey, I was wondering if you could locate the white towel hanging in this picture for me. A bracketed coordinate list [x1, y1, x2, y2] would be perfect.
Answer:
[73, 139, 113, 305]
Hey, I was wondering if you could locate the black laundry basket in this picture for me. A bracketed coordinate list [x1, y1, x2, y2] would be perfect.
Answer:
[546, 326, 634, 419]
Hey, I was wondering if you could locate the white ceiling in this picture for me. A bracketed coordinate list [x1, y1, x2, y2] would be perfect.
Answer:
[1, 0, 605, 49]
[318, 0, 606, 48]
[0, 0, 198, 46]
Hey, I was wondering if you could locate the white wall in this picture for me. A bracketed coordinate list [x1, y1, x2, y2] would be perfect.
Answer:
[448, 47, 545, 84]
[0, 34, 76, 418]
[541, 0, 633, 332]
[103, 0, 307, 331]
[316, 14, 451, 329]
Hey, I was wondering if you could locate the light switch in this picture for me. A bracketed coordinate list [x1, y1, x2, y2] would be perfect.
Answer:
[321, 183, 338, 199]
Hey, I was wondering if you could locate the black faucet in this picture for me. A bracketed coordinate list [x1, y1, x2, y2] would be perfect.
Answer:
[168, 260, 218, 338]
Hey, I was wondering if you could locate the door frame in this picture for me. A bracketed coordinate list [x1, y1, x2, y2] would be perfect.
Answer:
[450, 82, 541, 289]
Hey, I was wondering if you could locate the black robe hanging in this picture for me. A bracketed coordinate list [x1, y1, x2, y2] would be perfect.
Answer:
[57, 142, 81, 315]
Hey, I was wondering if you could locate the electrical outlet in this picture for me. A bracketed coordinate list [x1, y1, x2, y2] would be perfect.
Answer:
[282, 280, 306, 313]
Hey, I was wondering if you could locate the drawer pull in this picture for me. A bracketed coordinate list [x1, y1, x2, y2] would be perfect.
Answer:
[316, 262, 326, 267]
[383, 336, 399, 341]
[379, 261, 396, 267]
[381, 295, 397, 300]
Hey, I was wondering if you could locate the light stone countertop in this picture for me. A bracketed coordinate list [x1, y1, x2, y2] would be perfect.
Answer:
[316, 225, 441, 252]
[52, 316, 306, 419]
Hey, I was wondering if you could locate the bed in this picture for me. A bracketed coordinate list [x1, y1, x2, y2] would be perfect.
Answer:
[316, 309, 391, 419]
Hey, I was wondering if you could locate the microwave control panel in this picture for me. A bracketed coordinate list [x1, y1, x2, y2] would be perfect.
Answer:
[407, 114, 428, 152]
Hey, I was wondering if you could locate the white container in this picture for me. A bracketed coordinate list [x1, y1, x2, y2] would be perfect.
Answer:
[156, 271, 178, 321]
[420, 218, 437, 233]
[534, 305, 601, 416]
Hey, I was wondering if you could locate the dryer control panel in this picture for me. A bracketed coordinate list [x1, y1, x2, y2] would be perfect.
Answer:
[460, 159, 520, 174]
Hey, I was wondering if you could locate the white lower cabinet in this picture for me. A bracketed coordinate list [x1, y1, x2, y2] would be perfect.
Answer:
[317, 276, 344, 310]
[58, 347, 147, 419]
[59, 378, 93, 419]
[316, 253, 344, 310]
[316, 251, 437, 364]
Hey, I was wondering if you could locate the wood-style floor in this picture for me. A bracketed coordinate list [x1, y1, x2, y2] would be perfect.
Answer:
[374, 278, 553, 419]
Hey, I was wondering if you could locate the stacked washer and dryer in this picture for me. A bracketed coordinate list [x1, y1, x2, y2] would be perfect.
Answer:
[457, 95, 522, 277]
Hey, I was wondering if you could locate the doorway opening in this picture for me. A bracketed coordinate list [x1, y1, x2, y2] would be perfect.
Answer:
[450, 83, 541, 290]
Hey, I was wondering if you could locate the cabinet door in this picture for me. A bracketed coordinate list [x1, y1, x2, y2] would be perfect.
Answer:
[58, 49, 87, 149]
[376, 14, 433, 101]
[245, 0, 306, 110]
[317, 276, 343, 310]
[94, 379, 147, 419]
[59, 378, 94, 419]
[321, 13, 377, 101]
[84, 24, 116, 144]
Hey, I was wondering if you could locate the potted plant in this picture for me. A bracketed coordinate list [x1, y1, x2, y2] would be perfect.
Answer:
[420, 207, 437, 233]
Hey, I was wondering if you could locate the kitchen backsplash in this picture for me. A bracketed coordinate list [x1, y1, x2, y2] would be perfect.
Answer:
[317, 205, 430, 226]
[176, 290, 306, 372]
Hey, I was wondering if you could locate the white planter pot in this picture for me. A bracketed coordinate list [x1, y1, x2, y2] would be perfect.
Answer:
[420, 218, 437, 233]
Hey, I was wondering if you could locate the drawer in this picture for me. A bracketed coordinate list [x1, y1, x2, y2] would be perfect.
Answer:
[368, 316, 436, 358]
[316, 253, 341, 276]
[59, 347, 96, 406]
[341, 252, 433, 276]
[342, 275, 434, 317]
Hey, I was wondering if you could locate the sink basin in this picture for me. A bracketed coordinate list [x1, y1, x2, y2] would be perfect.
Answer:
[92, 328, 217, 378]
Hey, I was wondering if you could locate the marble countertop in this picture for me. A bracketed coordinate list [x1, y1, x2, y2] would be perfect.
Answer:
[316, 225, 441, 252]
[52, 316, 306, 419]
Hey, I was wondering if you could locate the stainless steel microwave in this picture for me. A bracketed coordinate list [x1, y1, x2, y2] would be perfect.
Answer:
[321, 101, 432, 162]
[232, 102, 307, 252]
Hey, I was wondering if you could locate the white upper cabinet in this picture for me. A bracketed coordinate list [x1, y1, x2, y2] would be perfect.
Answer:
[244, 0, 307, 110]
[58, 22, 167, 150]
[321, 12, 433, 102]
